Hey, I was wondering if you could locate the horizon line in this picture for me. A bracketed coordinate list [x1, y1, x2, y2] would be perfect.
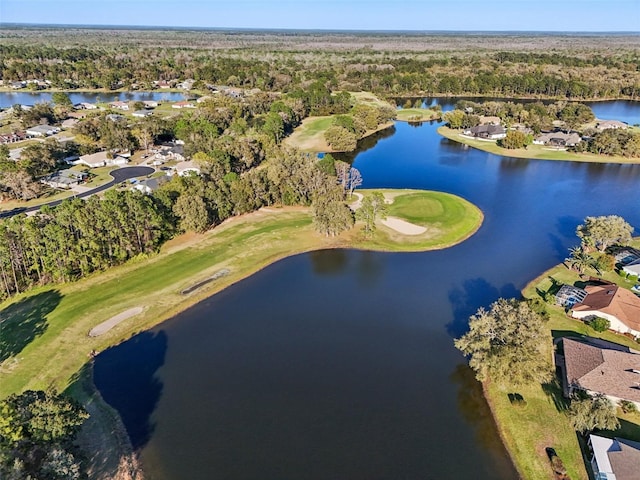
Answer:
[1, 22, 639, 35]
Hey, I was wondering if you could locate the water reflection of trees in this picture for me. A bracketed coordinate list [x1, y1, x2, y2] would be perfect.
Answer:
[93, 330, 168, 450]
[334, 125, 396, 164]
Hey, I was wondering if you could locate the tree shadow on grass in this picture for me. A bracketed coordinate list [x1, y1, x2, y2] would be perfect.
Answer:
[541, 378, 570, 413]
[0, 289, 62, 363]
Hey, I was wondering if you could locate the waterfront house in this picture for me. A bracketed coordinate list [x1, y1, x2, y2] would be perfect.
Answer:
[588, 434, 640, 480]
[596, 119, 628, 130]
[155, 80, 172, 88]
[558, 337, 640, 409]
[622, 260, 640, 278]
[555, 284, 588, 308]
[570, 284, 640, 338]
[109, 101, 130, 111]
[478, 115, 501, 126]
[172, 101, 196, 109]
[143, 100, 159, 108]
[463, 124, 506, 140]
[74, 102, 98, 110]
[533, 131, 582, 147]
[10, 81, 26, 89]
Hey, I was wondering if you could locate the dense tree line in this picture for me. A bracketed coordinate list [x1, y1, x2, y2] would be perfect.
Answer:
[1, 41, 639, 100]
[0, 145, 352, 300]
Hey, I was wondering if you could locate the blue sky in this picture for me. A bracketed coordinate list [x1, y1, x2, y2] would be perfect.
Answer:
[1, 0, 639, 31]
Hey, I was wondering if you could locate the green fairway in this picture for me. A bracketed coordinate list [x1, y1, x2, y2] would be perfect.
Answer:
[438, 126, 640, 164]
[353, 189, 483, 251]
[395, 108, 441, 122]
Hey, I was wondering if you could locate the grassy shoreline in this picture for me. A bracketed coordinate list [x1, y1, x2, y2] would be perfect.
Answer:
[438, 126, 640, 164]
[0, 190, 483, 478]
[481, 249, 640, 480]
[395, 107, 441, 122]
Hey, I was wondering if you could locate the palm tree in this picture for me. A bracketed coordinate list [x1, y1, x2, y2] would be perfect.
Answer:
[565, 246, 593, 274]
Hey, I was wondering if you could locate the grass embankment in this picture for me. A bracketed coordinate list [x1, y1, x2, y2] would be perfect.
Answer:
[438, 126, 640, 164]
[395, 108, 441, 122]
[354, 189, 483, 251]
[483, 245, 640, 480]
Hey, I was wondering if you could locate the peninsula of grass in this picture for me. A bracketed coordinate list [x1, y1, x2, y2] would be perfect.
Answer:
[395, 108, 441, 123]
[480, 245, 640, 480]
[438, 126, 640, 164]
[353, 189, 483, 251]
[284, 92, 394, 153]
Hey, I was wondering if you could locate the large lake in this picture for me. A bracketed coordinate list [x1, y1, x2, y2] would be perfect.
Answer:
[94, 100, 640, 480]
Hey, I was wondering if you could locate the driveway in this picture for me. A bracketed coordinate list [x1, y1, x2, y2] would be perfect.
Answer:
[0, 166, 155, 219]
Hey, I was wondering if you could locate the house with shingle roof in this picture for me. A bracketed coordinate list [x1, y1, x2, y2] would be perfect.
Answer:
[588, 434, 640, 480]
[533, 131, 582, 147]
[570, 284, 640, 338]
[558, 337, 640, 408]
[596, 119, 628, 130]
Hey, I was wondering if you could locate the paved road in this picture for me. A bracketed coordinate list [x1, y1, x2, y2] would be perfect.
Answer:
[0, 166, 155, 219]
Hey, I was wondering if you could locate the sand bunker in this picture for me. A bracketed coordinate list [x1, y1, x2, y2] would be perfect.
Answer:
[380, 216, 427, 235]
[88, 307, 144, 337]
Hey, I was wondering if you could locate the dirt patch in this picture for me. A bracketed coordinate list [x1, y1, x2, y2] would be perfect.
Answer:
[88, 307, 144, 337]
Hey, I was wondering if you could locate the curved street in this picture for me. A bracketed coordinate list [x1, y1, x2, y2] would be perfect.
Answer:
[0, 166, 155, 219]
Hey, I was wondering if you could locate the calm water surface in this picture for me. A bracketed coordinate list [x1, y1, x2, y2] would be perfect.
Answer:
[94, 101, 640, 480]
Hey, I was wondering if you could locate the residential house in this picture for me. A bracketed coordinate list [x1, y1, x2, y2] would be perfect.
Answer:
[75, 151, 128, 168]
[622, 260, 640, 278]
[570, 284, 640, 337]
[10, 81, 26, 89]
[61, 118, 79, 130]
[533, 131, 582, 147]
[155, 80, 172, 89]
[596, 120, 628, 130]
[133, 177, 166, 194]
[588, 434, 640, 480]
[176, 160, 200, 176]
[106, 114, 125, 122]
[74, 102, 98, 110]
[558, 337, 640, 408]
[555, 284, 588, 308]
[26, 125, 60, 137]
[178, 79, 195, 90]
[463, 124, 507, 140]
[152, 143, 185, 164]
[132, 110, 153, 118]
[143, 100, 159, 108]
[172, 101, 196, 109]
[109, 101, 130, 111]
[478, 115, 502, 126]
[615, 248, 640, 266]
[41, 170, 88, 189]
[0, 131, 27, 145]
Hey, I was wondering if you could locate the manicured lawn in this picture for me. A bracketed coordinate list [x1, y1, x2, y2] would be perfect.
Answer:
[438, 126, 640, 164]
[283, 116, 334, 152]
[352, 189, 483, 251]
[483, 248, 640, 479]
[395, 108, 441, 122]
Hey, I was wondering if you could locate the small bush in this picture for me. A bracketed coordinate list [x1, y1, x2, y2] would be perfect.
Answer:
[508, 393, 527, 407]
[588, 317, 610, 332]
[620, 400, 638, 414]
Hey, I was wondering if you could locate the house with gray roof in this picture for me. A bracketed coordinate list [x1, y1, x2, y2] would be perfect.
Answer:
[596, 119, 628, 130]
[588, 434, 640, 480]
[533, 131, 582, 147]
[463, 124, 506, 140]
[26, 125, 60, 137]
[558, 337, 640, 408]
[41, 170, 88, 189]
